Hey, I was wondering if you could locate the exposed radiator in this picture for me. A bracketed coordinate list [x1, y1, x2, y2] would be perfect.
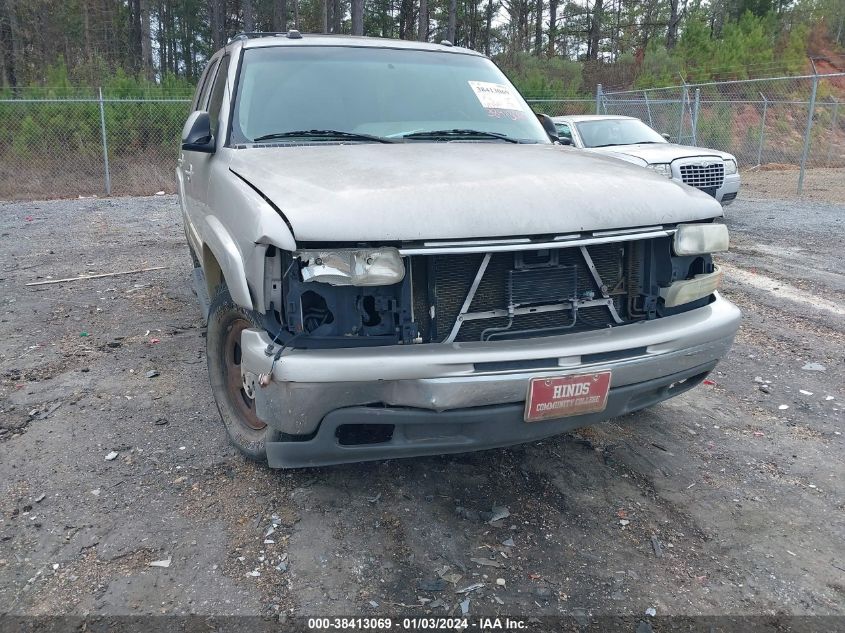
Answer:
[410, 241, 641, 343]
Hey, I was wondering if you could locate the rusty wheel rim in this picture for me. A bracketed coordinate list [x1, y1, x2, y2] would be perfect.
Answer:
[222, 318, 266, 431]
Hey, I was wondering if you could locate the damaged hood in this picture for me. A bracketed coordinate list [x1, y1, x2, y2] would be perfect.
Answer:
[586, 143, 735, 165]
[229, 143, 723, 243]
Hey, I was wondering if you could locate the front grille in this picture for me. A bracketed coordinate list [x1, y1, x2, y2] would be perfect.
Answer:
[410, 242, 639, 343]
[679, 161, 725, 189]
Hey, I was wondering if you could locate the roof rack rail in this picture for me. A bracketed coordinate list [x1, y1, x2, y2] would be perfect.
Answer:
[229, 31, 303, 42]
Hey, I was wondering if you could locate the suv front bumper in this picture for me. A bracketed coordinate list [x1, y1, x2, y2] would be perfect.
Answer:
[715, 173, 740, 205]
[240, 293, 740, 467]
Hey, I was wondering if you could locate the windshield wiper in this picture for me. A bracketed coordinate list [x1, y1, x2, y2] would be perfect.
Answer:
[252, 129, 396, 144]
[592, 141, 661, 148]
[401, 129, 521, 143]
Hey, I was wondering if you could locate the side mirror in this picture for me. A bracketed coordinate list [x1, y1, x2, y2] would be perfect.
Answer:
[558, 136, 573, 146]
[182, 111, 215, 153]
[661, 132, 671, 141]
[536, 113, 559, 143]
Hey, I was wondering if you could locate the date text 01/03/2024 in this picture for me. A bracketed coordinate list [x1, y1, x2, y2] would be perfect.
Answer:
[306, 617, 530, 630]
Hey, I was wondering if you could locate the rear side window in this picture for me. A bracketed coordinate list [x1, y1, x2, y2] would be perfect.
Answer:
[193, 58, 219, 111]
[207, 55, 231, 139]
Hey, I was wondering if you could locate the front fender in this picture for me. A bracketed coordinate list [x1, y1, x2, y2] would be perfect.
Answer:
[211, 167, 298, 312]
[203, 215, 253, 310]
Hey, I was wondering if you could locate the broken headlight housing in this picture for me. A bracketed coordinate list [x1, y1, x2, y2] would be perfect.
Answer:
[297, 248, 405, 287]
[673, 223, 729, 256]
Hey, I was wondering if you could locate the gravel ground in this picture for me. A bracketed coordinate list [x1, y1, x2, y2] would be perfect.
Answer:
[741, 167, 845, 204]
[0, 194, 843, 625]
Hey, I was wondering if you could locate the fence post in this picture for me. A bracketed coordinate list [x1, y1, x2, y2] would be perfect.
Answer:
[826, 97, 839, 166]
[692, 88, 700, 146]
[797, 72, 818, 196]
[644, 90, 654, 127]
[595, 84, 603, 115]
[98, 87, 112, 196]
[676, 83, 687, 143]
[757, 92, 768, 167]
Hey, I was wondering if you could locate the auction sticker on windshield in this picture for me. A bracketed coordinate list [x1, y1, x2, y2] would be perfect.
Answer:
[468, 81, 523, 111]
[524, 371, 612, 422]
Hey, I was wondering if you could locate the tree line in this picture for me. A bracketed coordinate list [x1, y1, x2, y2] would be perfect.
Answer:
[0, 0, 843, 94]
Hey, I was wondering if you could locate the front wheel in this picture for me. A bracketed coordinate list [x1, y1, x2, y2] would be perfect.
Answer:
[207, 286, 275, 461]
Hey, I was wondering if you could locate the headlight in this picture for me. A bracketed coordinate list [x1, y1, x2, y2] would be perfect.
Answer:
[646, 163, 672, 178]
[723, 159, 737, 175]
[673, 223, 730, 255]
[297, 248, 405, 286]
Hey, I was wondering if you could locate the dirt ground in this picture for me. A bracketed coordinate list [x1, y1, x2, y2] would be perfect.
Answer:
[741, 167, 845, 204]
[0, 192, 843, 627]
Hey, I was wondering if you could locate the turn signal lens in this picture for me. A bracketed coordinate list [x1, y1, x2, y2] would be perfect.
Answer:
[659, 267, 723, 307]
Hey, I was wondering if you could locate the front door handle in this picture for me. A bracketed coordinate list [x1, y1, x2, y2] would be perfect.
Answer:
[184, 164, 193, 182]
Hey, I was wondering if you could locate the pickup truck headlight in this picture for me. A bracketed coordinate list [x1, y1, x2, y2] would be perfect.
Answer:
[646, 163, 672, 178]
[723, 159, 737, 175]
[673, 223, 729, 255]
[297, 248, 405, 286]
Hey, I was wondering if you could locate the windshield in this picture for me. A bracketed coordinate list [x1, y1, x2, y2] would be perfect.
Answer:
[575, 118, 667, 148]
[231, 46, 549, 144]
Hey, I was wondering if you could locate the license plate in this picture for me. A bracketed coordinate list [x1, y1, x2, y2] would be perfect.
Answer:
[524, 371, 612, 422]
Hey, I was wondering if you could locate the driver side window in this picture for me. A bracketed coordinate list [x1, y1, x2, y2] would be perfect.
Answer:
[193, 59, 219, 112]
[207, 55, 231, 139]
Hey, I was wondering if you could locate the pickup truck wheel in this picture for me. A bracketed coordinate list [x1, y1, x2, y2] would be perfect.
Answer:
[207, 286, 271, 461]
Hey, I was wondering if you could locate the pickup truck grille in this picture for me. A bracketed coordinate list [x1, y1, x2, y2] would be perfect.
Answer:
[679, 161, 724, 190]
[410, 242, 640, 343]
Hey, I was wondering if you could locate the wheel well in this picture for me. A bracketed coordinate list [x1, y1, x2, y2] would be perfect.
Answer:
[203, 244, 224, 297]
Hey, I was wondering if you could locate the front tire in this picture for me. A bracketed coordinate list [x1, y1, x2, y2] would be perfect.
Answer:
[207, 286, 273, 461]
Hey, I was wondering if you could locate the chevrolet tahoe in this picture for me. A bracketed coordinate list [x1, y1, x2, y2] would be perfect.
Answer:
[177, 32, 740, 468]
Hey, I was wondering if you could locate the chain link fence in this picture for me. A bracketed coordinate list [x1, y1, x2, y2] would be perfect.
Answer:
[529, 72, 845, 196]
[1, 75, 844, 200]
[0, 91, 191, 200]
[525, 97, 598, 116]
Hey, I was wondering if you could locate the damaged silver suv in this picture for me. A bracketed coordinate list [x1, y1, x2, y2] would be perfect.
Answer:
[177, 32, 740, 468]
